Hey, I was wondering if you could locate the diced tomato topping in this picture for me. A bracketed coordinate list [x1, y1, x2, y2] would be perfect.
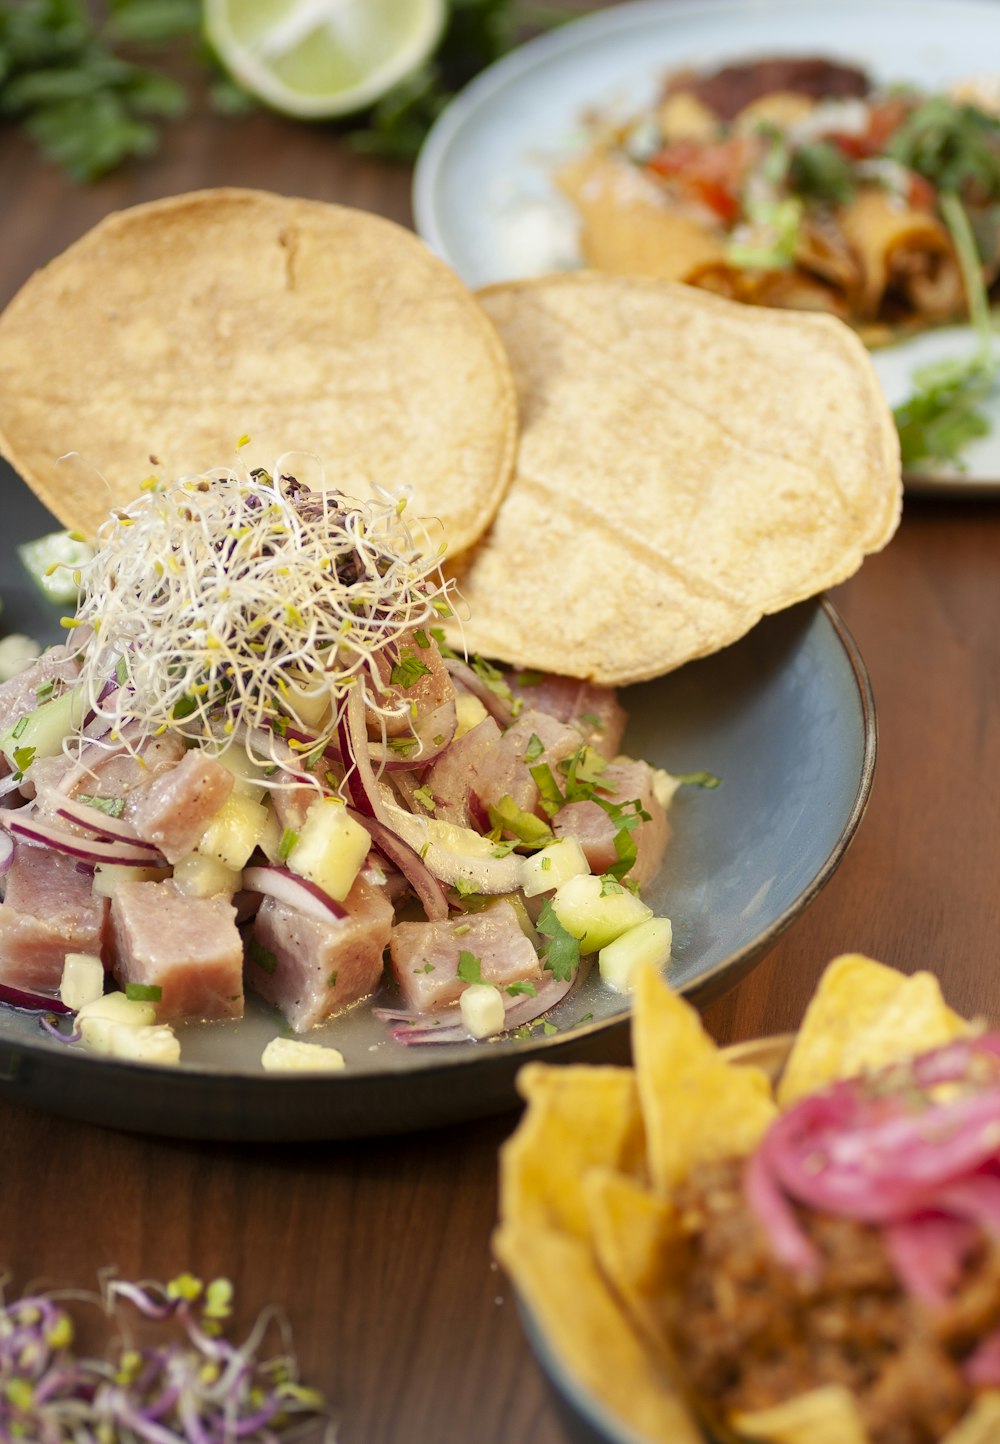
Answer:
[645, 134, 751, 222]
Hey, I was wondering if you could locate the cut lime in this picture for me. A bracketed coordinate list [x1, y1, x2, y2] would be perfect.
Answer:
[205, 0, 446, 119]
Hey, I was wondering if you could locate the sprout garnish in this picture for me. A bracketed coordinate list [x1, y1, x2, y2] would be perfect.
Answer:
[73, 466, 457, 777]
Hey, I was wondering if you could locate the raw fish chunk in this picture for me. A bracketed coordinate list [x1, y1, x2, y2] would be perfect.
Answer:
[129, 750, 234, 862]
[389, 901, 543, 1014]
[109, 878, 243, 1020]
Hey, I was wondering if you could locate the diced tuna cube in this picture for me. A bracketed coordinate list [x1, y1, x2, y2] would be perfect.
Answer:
[0, 841, 108, 992]
[554, 757, 669, 888]
[473, 710, 582, 817]
[389, 901, 544, 1014]
[369, 628, 456, 738]
[247, 875, 393, 1031]
[129, 750, 234, 862]
[109, 878, 243, 1020]
[424, 715, 502, 826]
[507, 673, 627, 759]
[93, 733, 187, 801]
[0, 645, 82, 745]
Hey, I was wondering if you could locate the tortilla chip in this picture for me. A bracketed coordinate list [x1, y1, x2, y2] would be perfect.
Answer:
[452, 274, 900, 685]
[499, 1062, 646, 1240]
[631, 960, 777, 1194]
[0, 188, 517, 555]
[493, 1223, 703, 1444]
[941, 1392, 1000, 1443]
[731, 1386, 869, 1444]
[778, 953, 969, 1106]
[582, 1167, 679, 1350]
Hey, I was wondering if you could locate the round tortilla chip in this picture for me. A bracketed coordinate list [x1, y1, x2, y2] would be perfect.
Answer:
[452, 274, 901, 685]
[0, 188, 517, 553]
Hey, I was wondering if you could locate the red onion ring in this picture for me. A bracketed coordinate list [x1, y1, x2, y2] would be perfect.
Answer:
[373, 959, 588, 1045]
[349, 812, 449, 922]
[54, 796, 159, 848]
[0, 812, 166, 868]
[242, 866, 347, 924]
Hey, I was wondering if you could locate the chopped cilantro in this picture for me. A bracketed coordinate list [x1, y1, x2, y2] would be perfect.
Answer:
[576, 710, 603, 732]
[505, 980, 537, 997]
[673, 770, 722, 789]
[421, 962, 435, 973]
[789, 139, 856, 204]
[413, 628, 430, 648]
[390, 652, 432, 689]
[606, 827, 638, 881]
[457, 950, 482, 984]
[471, 654, 513, 704]
[428, 626, 459, 660]
[12, 745, 36, 775]
[529, 762, 564, 817]
[277, 827, 298, 862]
[115, 655, 130, 686]
[558, 746, 607, 801]
[488, 795, 553, 849]
[600, 874, 626, 896]
[523, 732, 545, 762]
[536, 899, 580, 982]
[515, 670, 543, 686]
[34, 680, 55, 701]
[387, 736, 419, 757]
[77, 793, 125, 818]
[412, 785, 436, 812]
[11, 716, 28, 740]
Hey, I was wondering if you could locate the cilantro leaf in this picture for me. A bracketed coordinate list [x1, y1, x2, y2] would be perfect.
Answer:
[457, 950, 482, 984]
[389, 651, 431, 689]
[535, 898, 580, 983]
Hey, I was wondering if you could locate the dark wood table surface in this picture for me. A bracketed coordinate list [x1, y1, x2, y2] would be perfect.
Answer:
[2, 35, 999, 1444]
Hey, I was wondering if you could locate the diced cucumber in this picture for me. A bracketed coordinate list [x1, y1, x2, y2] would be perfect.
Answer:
[0, 634, 40, 683]
[59, 952, 105, 1011]
[261, 1037, 346, 1072]
[288, 796, 370, 902]
[599, 917, 673, 994]
[18, 530, 94, 605]
[172, 851, 241, 899]
[550, 873, 653, 955]
[460, 983, 505, 1039]
[197, 790, 269, 871]
[518, 837, 590, 898]
[0, 684, 86, 770]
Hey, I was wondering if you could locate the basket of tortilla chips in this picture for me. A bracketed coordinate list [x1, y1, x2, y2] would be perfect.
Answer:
[496, 955, 1000, 1443]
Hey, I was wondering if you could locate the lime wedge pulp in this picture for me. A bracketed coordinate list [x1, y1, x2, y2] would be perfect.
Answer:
[205, 0, 447, 118]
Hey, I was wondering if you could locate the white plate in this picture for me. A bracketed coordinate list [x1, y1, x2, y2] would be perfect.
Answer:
[413, 0, 1000, 493]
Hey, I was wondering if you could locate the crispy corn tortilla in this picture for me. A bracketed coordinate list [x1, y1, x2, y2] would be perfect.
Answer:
[453, 274, 901, 686]
[496, 955, 980, 1444]
[0, 188, 517, 553]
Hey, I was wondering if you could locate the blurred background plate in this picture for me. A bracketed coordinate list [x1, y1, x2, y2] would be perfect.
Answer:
[0, 467, 873, 1140]
[413, 0, 1000, 492]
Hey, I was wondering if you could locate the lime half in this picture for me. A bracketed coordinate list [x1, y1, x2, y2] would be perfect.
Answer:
[205, 0, 447, 119]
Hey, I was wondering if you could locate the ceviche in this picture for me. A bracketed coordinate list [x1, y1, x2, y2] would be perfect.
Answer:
[0, 469, 677, 1067]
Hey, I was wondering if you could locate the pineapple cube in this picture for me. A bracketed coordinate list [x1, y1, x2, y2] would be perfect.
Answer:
[172, 852, 242, 899]
[460, 983, 506, 1040]
[59, 952, 105, 1012]
[107, 1023, 181, 1065]
[287, 797, 370, 902]
[76, 991, 156, 1053]
[197, 790, 269, 870]
[518, 838, 590, 898]
[455, 692, 489, 739]
[261, 1037, 346, 1072]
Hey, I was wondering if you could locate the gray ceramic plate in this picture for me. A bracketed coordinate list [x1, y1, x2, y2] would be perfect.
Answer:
[0, 469, 873, 1141]
[517, 1036, 795, 1444]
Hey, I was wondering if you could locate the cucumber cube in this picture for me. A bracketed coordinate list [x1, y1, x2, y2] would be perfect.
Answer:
[0, 684, 86, 770]
[551, 873, 653, 955]
[599, 917, 673, 994]
[518, 837, 590, 898]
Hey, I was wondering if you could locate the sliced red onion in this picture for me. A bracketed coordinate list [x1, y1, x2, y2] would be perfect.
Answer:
[965, 1325, 1000, 1387]
[444, 658, 514, 726]
[379, 799, 521, 896]
[340, 686, 391, 821]
[884, 1214, 977, 1308]
[0, 982, 72, 1016]
[0, 813, 166, 868]
[373, 961, 586, 1046]
[242, 865, 347, 924]
[349, 812, 449, 922]
[54, 795, 158, 848]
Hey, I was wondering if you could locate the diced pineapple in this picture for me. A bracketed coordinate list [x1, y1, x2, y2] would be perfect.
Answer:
[282, 675, 333, 730]
[93, 863, 170, 898]
[460, 983, 505, 1039]
[455, 692, 489, 739]
[599, 917, 673, 994]
[172, 852, 242, 899]
[59, 952, 105, 1012]
[518, 838, 590, 898]
[213, 746, 268, 798]
[261, 1037, 346, 1072]
[550, 873, 653, 955]
[0, 684, 86, 769]
[287, 796, 370, 902]
[197, 790, 269, 871]
[77, 991, 156, 1052]
[106, 1023, 181, 1065]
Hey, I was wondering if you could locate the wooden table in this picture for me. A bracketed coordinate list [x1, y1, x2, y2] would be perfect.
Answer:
[2, 43, 999, 1444]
